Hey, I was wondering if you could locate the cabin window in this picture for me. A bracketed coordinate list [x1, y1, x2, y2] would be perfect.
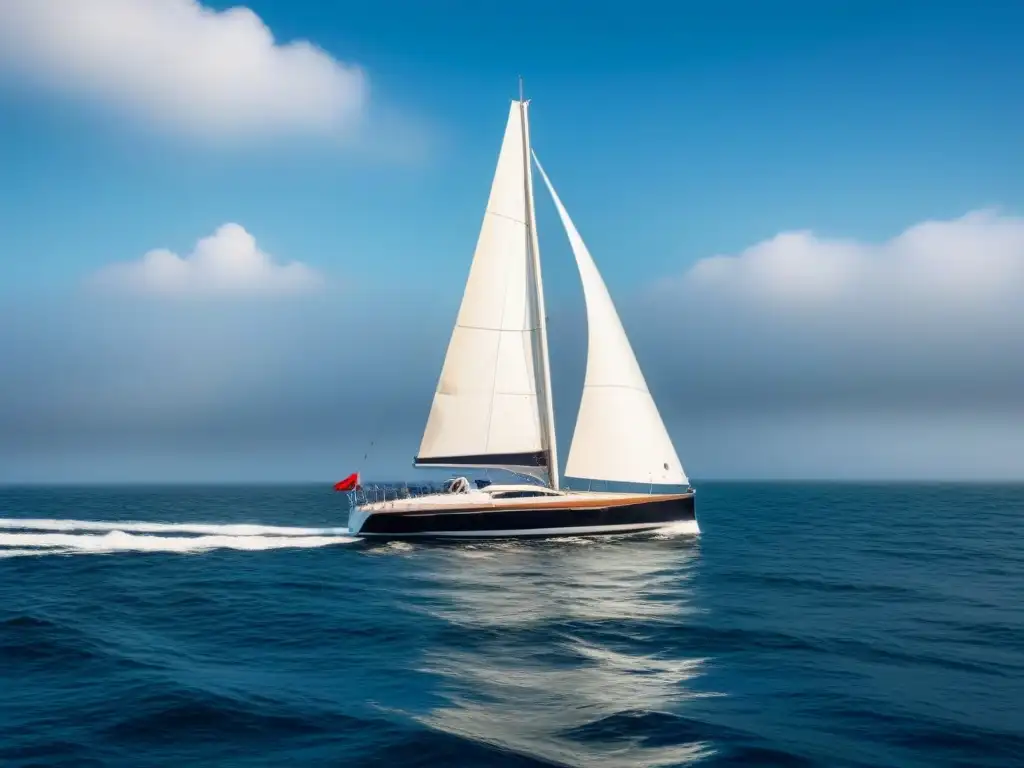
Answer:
[491, 490, 552, 499]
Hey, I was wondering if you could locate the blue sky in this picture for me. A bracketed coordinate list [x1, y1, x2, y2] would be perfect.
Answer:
[1, 0, 1023, 481]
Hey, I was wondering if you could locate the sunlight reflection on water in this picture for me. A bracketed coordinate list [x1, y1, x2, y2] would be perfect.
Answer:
[410, 537, 715, 766]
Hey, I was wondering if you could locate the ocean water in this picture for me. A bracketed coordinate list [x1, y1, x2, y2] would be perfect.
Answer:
[1, 483, 1022, 767]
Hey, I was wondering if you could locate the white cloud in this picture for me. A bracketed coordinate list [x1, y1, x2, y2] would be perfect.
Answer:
[682, 209, 1024, 311]
[0, 0, 366, 138]
[89, 223, 324, 297]
[638, 208, 1024, 421]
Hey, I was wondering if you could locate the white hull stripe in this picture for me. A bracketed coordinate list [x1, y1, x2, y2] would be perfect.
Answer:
[357, 520, 700, 538]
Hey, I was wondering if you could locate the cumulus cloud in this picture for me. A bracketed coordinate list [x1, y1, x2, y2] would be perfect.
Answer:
[682, 209, 1024, 310]
[0, 0, 366, 138]
[640, 208, 1024, 419]
[89, 223, 324, 297]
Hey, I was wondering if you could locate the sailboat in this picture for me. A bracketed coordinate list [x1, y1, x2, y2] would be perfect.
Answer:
[347, 89, 697, 539]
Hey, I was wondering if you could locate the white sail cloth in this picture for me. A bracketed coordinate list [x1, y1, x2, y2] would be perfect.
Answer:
[533, 154, 689, 487]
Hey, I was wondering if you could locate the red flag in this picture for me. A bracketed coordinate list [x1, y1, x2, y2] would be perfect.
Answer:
[333, 472, 360, 492]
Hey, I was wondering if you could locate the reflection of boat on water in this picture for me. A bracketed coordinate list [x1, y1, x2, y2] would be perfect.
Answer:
[408, 539, 714, 766]
[348, 85, 696, 540]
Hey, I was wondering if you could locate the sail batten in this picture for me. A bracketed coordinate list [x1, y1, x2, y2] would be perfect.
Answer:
[532, 152, 689, 487]
[416, 102, 549, 472]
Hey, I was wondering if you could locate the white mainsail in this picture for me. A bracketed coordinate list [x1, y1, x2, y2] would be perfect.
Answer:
[416, 101, 556, 477]
[532, 153, 689, 487]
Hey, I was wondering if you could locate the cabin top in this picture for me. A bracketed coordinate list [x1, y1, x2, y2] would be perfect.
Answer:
[479, 484, 564, 499]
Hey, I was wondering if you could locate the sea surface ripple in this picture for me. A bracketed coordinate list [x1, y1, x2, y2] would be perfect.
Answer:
[1, 483, 1022, 767]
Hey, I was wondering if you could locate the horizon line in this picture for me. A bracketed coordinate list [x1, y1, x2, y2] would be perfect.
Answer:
[2, 478, 1024, 488]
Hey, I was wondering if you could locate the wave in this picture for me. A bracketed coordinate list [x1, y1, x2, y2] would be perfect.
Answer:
[651, 520, 701, 538]
[0, 519, 357, 556]
[0, 518, 350, 536]
[0, 548, 47, 559]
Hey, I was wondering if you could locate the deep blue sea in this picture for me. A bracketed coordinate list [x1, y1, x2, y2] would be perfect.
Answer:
[1, 483, 1022, 767]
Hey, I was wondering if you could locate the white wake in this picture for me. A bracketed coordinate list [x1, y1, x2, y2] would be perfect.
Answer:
[0, 518, 351, 536]
[0, 518, 357, 556]
[652, 520, 702, 538]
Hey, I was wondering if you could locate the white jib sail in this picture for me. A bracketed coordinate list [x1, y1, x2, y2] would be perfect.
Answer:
[532, 153, 689, 487]
[416, 102, 547, 470]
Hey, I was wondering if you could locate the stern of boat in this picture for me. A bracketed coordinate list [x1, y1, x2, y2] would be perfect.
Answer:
[346, 504, 371, 537]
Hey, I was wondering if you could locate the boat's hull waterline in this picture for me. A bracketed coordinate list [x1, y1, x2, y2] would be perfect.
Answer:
[348, 493, 697, 539]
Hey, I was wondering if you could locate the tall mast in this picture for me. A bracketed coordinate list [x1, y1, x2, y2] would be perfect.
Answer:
[518, 78, 560, 489]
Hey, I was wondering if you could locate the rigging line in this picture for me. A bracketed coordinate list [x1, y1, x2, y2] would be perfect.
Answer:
[358, 439, 375, 480]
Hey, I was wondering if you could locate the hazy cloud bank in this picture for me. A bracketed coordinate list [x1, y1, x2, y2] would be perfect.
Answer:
[642, 208, 1024, 417]
[2, 209, 1023, 481]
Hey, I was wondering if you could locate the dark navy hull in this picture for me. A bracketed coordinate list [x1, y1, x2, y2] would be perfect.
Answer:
[353, 494, 696, 539]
